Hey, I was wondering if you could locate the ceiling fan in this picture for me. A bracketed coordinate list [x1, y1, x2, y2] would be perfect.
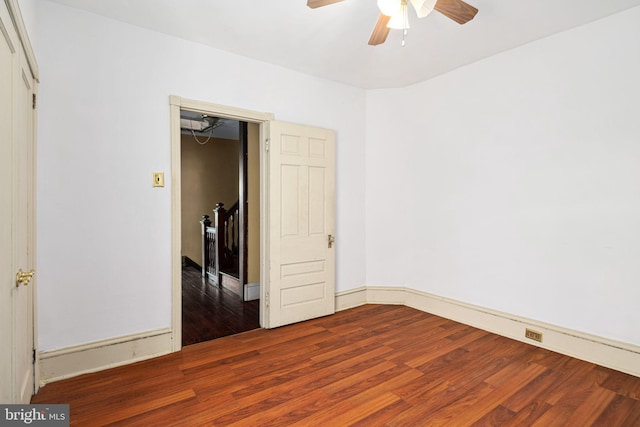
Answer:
[307, 0, 478, 46]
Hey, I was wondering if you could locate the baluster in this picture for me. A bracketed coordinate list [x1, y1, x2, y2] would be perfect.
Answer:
[224, 221, 233, 261]
[200, 215, 211, 278]
[213, 202, 226, 282]
[208, 229, 216, 282]
[229, 214, 235, 254]
[234, 207, 239, 252]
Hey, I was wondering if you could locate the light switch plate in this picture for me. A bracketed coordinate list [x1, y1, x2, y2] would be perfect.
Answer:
[153, 172, 164, 187]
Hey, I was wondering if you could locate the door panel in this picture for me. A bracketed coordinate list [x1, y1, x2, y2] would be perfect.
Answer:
[267, 121, 335, 328]
[0, 4, 17, 403]
[0, 2, 36, 403]
[15, 49, 35, 403]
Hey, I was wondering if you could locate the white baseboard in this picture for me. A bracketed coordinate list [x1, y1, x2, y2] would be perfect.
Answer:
[39, 328, 173, 385]
[335, 286, 367, 311]
[40, 287, 639, 385]
[336, 286, 640, 378]
[39, 288, 360, 385]
[244, 282, 260, 301]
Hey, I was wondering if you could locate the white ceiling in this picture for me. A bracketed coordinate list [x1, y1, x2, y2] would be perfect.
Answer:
[46, 0, 640, 89]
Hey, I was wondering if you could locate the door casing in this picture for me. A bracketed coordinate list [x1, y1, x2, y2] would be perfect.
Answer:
[169, 96, 273, 351]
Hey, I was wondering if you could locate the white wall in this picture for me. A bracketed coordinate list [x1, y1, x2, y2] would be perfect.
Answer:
[35, 1, 366, 351]
[366, 6, 640, 346]
[35, 0, 640, 355]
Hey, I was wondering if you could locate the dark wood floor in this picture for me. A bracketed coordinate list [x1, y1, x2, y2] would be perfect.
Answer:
[32, 305, 640, 426]
[182, 265, 260, 346]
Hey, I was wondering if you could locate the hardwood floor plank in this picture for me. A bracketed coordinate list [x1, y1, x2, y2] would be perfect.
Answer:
[502, 367, 558, 412]
[226, 388, 331, 426]
[620, 398, 640, 426]
[438, 363, 549, 426]
[540, 359, 597, 405]
[321, 363, 423, 416]
[599, 365, 640, 400]
[470, 404, 515, 427]
[318, 360, 401, 397]
[31, 305, 640, 426]
[594, 394, 640, 426]
[532, 365, 618, 426]
[349, 398, 413, 427]
[78, 389, 196, 426]
[406, 328, 489, 368]
[230, 345, 395, 404]
[399, 338, 525, 407]
[568, 385, 617, 425]
[417, 382, 497, 426]
[504, 400, 553, 427]
[306, 392, 400, 426]
[106, 398, 204, 427]
[181, 265, 259, 346]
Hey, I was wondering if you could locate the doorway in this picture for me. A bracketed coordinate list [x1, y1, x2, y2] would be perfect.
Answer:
[170, 96, 337, 353]
[170, 97, 274, 351]
[179, 110, 261, 346]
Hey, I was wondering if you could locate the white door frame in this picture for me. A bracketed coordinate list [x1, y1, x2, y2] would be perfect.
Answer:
[169, 96, 274, 352]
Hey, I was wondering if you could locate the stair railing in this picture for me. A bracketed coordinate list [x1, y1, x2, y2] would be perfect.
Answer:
[201, 201, 239, 285]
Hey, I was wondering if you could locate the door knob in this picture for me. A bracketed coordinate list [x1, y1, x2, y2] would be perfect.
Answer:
[16, 269, 35, 287]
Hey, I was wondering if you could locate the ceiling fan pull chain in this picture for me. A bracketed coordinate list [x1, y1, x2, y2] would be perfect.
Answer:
[402, 0, 408, 46]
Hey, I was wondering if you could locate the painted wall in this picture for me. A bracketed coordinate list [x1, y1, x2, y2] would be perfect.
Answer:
[35, 0, 639, 355]
[366, 6, 640, 346]
[181, 135, 238, 266]
[35, 1, 367, 351]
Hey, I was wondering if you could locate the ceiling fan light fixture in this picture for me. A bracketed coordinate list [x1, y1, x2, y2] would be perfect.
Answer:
[409, 0, 437, 18]
[387, 3, 410, 30]
[377, 0, 401, 17]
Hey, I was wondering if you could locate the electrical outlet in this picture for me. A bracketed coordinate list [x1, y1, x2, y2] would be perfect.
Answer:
[525, 328, 543, 342]
[153, 172, 164, 187]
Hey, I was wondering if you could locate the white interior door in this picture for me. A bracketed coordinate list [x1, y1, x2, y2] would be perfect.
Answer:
[0, 2, 16, 403]
[0, 2, 36, 403]
[267, 121, 335, 328]
[14, 46, 36, 404]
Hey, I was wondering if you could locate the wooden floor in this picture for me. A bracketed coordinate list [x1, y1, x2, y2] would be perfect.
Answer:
[32, 305, 640, 426]
[182, 265, 260, 346]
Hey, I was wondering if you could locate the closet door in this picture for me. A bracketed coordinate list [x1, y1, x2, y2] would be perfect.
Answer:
[0, 1, 37, 403]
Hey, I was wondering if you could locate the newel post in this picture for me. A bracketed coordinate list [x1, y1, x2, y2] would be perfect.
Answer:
[200, 214, 211, 278]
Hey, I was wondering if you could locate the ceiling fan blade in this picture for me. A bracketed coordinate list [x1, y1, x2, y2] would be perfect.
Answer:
[307, 0, 343, 8]
[433, 0, 478, 24]
[368, 14, 391, 46]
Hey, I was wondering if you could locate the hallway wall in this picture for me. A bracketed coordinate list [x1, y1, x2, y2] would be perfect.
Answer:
[181, 135, 238, 266]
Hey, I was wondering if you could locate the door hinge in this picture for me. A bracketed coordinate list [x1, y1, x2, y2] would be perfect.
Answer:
[32, 93, 36, 109]
[265, 291, 269, 308]
[32, 348, 36, 363]
[265, 138, 270, 152]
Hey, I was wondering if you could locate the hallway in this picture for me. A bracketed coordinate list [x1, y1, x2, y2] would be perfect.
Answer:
[182, 265, 260, 346]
